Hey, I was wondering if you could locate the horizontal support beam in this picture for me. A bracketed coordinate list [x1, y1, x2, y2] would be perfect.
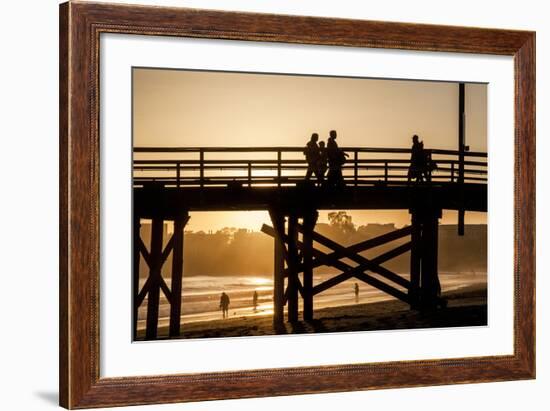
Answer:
[134, 146, 486, 157]
[134, 158, 487, 167]
[136, 184, 488, 216]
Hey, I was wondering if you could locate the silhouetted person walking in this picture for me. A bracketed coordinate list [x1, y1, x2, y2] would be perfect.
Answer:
[408, 134, 426, 184]
[252, 290, 259, 312]
[303, 133, 322, 184]
[326, 130, 348, 187]
[354, 282, 359, 303]
[219, 292, 230, 319]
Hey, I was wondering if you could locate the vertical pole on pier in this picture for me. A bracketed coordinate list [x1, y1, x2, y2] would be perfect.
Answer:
[132, 215, 141, 340]
[287, 215, 299, 323]
[271, 212, 285, 325]
[277, 150, 282, 188]
[354, 150, 358, 187]
[199, 149, 205, 189]
[169, 213, 189, 337]
[409, 211, 421, 308]
[302, 211, 318, 322]
[458, 82, 466, 236]
[145, 218, 164, 340]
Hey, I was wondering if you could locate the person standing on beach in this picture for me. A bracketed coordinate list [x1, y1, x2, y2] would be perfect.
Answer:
[219, 292, 230, 319]
[252, 290, 259, 312]
[354, 283, 359, 303]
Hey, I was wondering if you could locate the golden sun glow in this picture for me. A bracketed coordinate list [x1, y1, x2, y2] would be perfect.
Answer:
[247, 277, 273, 286]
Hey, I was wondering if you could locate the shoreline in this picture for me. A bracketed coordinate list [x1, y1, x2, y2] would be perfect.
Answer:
[137, 284, 487, 340]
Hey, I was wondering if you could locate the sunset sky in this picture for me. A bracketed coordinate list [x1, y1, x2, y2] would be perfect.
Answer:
[133, 68, 487, 231]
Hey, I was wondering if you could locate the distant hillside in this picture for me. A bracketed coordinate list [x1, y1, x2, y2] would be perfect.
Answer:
[138, 221, 486, 278]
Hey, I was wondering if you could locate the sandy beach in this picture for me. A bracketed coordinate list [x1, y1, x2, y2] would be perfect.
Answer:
[137, 284, 487, 340]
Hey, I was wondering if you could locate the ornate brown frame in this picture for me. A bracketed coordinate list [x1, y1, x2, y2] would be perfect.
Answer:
[59, 1, 535, 408]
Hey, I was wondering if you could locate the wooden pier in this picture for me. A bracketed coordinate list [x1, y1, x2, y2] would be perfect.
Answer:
[132, 146, 487, 339]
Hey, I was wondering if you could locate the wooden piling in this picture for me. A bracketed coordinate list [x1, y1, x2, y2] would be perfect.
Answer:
[145, 218, 164, 339]
[409, 205, 442, 309]
[409, 212, 421, 307]
[421, 212, 441, 307]
[287, 215, 299, 323]
[302, 212, 317, 322]
[169, 214, 188, 337]
[271, 212, 285, 325]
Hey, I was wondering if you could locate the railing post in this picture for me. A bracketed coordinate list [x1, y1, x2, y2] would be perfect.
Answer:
[354, 150, 358, 187]
[248, 161, 252, 187]
[451, 162, 455, 183]
[277, 150, 282, 188]
[176, 162, 181, 188]
[384, 161, 388, 183]
[458, 83, 466, 235]
[427, 151, 432, 182]
[199, 149, 204, 189]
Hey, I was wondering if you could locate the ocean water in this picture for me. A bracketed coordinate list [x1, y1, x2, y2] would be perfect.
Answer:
[136, 271, 487, 331]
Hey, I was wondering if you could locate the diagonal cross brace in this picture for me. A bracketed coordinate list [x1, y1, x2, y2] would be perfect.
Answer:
[296, 225, 412, 273]
[135, 232, 177, 308]
[262, 224, 411, 302]
[261, 224, 411, 290]
[137, 235, 175, 271]
[297, 224, 412, 289]
[283, 280, 304, 304]
[136, 276, 173, 307]
[311, 247, 411, 303]
[311, 242, 412, 294]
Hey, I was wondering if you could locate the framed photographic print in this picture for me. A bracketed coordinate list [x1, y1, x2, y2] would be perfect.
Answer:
[59, 1, 535, 409]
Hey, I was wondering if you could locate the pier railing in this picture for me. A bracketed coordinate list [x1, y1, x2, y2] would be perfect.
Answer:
[133, 147, 487, 188]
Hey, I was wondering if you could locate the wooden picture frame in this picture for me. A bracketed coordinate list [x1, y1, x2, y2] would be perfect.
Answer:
[59, 1, 535, 408]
